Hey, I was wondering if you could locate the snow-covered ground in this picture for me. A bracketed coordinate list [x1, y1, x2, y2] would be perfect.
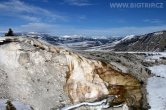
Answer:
[114, 52, 166, 62]
[147, 77, 166, 110]
[153, 32, 163, 36]
[147, 64, 166, 110]
[149, 65, 166, 78]
[145, 53, 166, 62]
[0, 99, 33, 110]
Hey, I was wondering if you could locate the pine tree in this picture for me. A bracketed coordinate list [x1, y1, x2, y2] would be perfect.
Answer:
[5, 28, 14, 36]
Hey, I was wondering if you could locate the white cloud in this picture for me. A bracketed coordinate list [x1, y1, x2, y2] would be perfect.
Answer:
[19, 15, 40, 22]
[63, 0, 93, 6]
[0, 0, 66, 22]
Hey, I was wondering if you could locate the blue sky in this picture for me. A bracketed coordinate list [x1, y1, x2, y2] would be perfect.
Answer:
[0, 0, 166, 36]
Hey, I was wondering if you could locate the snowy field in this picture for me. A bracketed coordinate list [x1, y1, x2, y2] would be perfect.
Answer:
[0, 99, 32, 110]
[145, 53, 166, 62]
[149, 65, 166, 78]
[147, 65, 166, 110]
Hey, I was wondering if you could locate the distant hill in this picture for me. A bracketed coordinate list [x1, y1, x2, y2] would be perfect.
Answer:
[86, 30, 166, 52]
[113, 30, 166, 52]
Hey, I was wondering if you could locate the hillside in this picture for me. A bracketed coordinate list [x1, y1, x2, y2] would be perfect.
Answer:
[107, 30, 166, 52]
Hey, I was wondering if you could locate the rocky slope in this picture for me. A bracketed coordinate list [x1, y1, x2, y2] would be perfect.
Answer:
[0, 37, 70, 110]
[0, 36, 147, 110]
[113, 30, 166, 52]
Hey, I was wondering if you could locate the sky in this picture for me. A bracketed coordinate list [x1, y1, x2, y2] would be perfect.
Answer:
[0, 0, 166, 36]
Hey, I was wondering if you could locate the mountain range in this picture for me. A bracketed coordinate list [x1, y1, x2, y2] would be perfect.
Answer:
[2, 30, 166, 52]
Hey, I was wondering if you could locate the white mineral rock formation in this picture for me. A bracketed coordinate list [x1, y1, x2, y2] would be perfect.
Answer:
[0, 37, 141, 110]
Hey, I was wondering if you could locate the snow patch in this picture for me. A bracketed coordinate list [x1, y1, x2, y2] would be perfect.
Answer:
[61, 35, 82, 38]
[0, 99, 32, 110]
[12, 101, 33, 110]
[147, 77, 166, 110]
[145, 52, 166, 62]
[147, 64, 166, 110]
[149, 65, 166, 78]
[0, 99, 8, 110]
[121, 35, 135, 41]
[153, 32, 163, 36]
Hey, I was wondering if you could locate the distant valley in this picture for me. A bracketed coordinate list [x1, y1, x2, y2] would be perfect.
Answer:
[12, 30, 166, 52]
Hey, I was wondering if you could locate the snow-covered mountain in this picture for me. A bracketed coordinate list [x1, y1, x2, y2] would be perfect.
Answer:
[61, 35, 83, 39]
[87, 30, 166, 52]
[18, 32, 119, 50]
[119, 35, 135, 41]
[14, 30, 166, 52]
[113, 30, 166, 52]
[85, 35, 136, 51]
